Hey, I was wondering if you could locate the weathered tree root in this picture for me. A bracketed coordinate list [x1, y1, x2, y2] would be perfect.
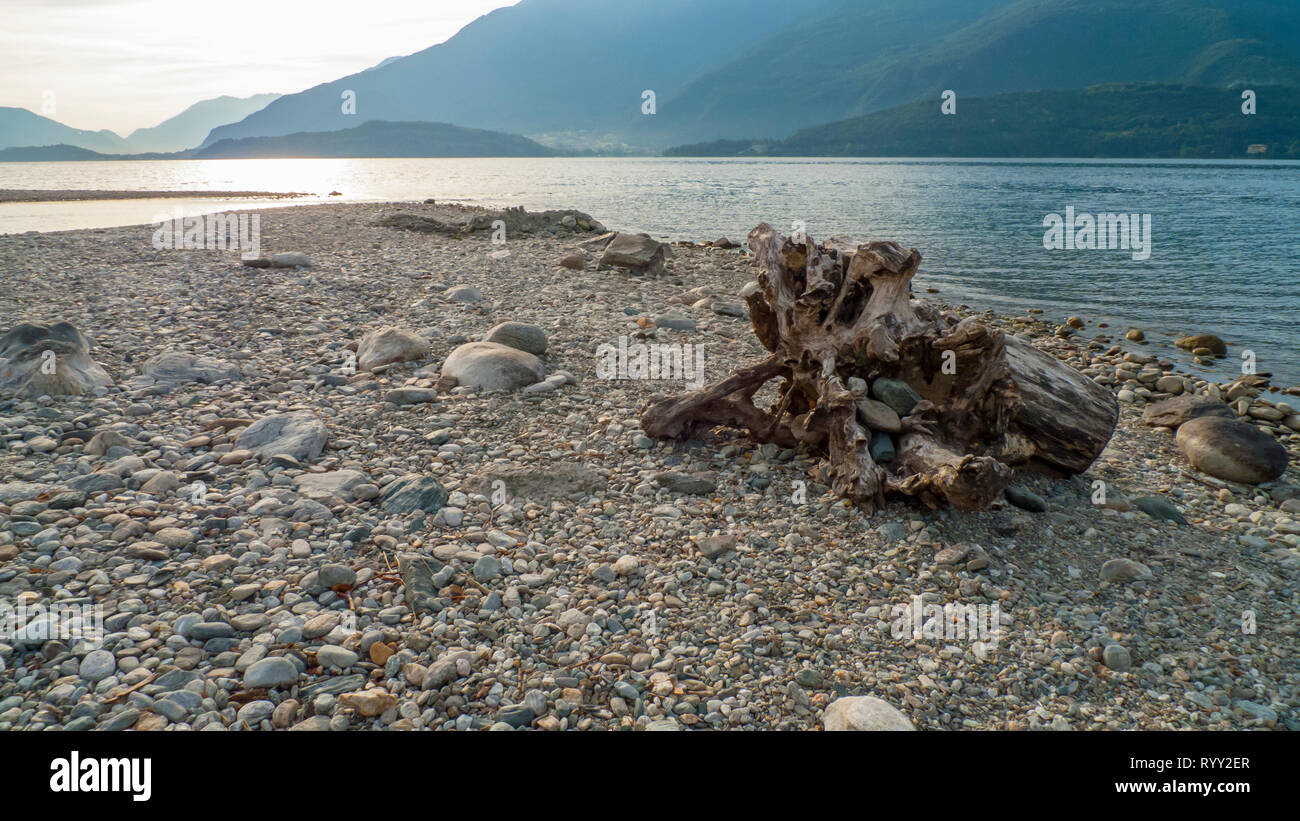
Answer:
[641, 223, 1119, 513]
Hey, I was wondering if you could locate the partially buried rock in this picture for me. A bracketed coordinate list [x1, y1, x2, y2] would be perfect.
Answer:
[0, 322, 113, 397]
[823, 696, 915, 731]
[1142, 394, 1233, 429]
[558, 252, 584, 271]
[1174, 334, 1226, 357]
[1004, 486, 1047, 512]
[1176, 416, 1288, 484]
[294, 469, 368, 501]
[441, 341, 544, 392]
[140, 351, 240, 385]
[236, 411, 327, 462]
[269, 252, 312, 268]
[482, 321, 548, 356]
[1131, 495, 1188, 525]
[464, 462, 602, 503]
[1100, 558, 1153, 583]
[654, 471, 717, 495]
[385, 387, 437, 405]
[357, 326, 429, 372]
[444, 284, 483, 304]
[598, 232, 668, 275]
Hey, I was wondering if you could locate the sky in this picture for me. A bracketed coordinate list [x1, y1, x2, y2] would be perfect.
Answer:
[0, 0, 518, 135]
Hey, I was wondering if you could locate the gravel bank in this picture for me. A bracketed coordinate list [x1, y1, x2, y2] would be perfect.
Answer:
[0, 201, 1296, 732]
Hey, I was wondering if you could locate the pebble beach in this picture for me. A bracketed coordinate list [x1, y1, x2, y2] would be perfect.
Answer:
[0, 200, 1296, 732]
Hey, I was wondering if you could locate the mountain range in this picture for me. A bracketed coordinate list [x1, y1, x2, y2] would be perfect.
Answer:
[0, 93, 278, 154]
[2, 0, 1299, 157]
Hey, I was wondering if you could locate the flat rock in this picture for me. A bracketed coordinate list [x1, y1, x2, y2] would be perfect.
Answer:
[236, 411, 327, 462]
[385, 387, 438, 405]
[1176, 416, 1288, 484]
[653, 471, 717, 495]
[1131, 495, 1189, 525]
[294, 469, 368, 501]
[598, 232, 667, 275]
[379, 474, 449, 514]
[1142, 394, 1233, 428]
[269, 252, 312, 268]
[141, 351, 240, 385]
[823, 696, 915, 731]
[464, 462, 603, 503]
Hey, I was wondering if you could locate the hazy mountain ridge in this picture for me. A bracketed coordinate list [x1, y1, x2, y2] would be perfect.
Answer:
[0, 107, 130, 153]
[665, 84, 1300, 158]
[0, 93, 279, 154]
[0, 121, 555, 161]
[123, 93, 281, 153]
[198, 0, 840, 151]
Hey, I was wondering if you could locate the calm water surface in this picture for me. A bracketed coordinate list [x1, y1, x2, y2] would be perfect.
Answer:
[1, 157, 1297, 383]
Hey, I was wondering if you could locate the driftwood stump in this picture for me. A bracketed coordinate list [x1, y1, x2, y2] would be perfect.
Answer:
[641, 223, 1118, 512]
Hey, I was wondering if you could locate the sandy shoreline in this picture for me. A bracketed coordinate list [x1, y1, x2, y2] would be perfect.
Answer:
[0, 189, 311, 204]
[0, 200, 1296, 731]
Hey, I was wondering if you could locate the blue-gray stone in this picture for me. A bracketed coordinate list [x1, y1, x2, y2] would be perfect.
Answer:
[473, 555, 502, 582]
[496, 705, 535, 728]
[243, 656, 299, 689]
[870, 378, 922, 416]
[868, 430, 895, 463]
[1132, 496, 1188, 525]
[188, 622, 233, 640]
[379, 474, 448, 514]
[78, 649, 116, 682]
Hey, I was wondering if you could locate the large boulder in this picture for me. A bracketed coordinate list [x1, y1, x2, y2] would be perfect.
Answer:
[598, 233, 668, 275]
[823, 696, 915, 731]
[1176, 417, 1288, 484]
[141, 351, 240, 385]
[482, 322, 548, 356]
[357, 327, 429, 372]
[236, 411, 328, 462]
[0, 322, 112, 397]
[1142, 394, 1233, 428]
[441, 341, 544, 392]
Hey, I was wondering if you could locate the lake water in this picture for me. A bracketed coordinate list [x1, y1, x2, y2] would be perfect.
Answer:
[2, 156, 1297, 384]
